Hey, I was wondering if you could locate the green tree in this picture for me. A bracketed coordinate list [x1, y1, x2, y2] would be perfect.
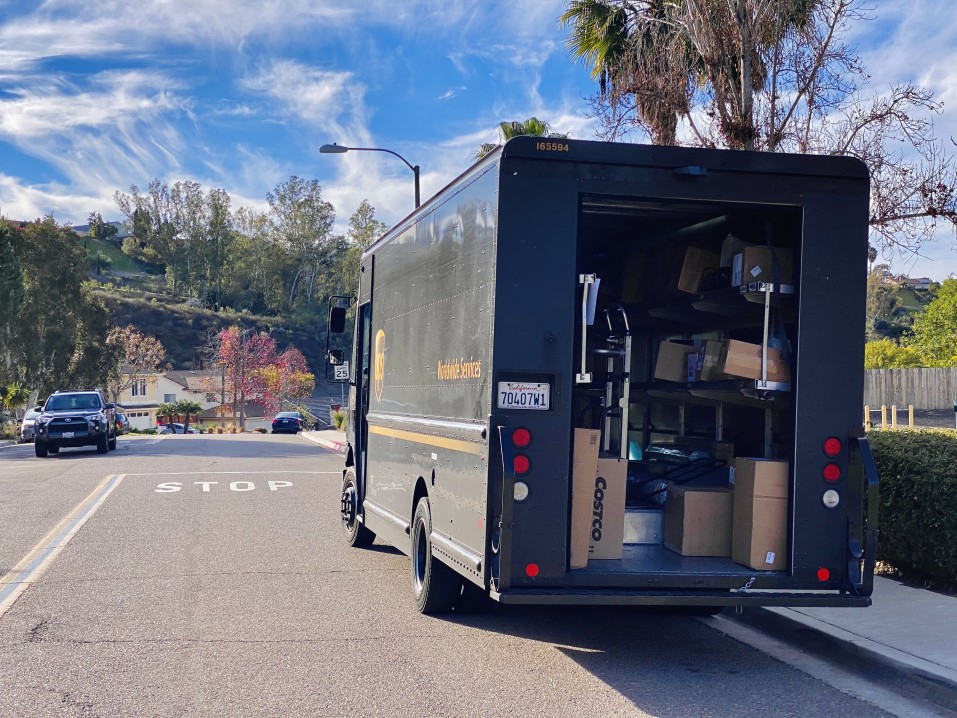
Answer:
[174, 399, 203, 432]
[905, 278, 957, 366]
[475, 117, 569, 159]
[267, 176, 336, 309]
[11, 218, 119, 395]
[1, 382, 30, 417]
[156, 402, 177, 427]
[864, 339, 923, 369]
[0, 221, 26, 383]
[87, 212, 118, 242]
[561, 0, 957, 253]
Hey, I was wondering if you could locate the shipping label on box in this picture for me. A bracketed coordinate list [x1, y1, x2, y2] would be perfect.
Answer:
[678, 247, 720, 293]
[719, 339, 790, 382]
[570, 429, 601, 568]
[588, 456, 628, 560]
[654, 340, 697, 382]
[664, 485, 733, 557]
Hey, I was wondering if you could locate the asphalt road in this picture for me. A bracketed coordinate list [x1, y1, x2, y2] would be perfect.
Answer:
[0, 434, 912, 717]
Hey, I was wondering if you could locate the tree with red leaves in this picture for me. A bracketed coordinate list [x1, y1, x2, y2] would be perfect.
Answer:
[218, 326, 277, 430]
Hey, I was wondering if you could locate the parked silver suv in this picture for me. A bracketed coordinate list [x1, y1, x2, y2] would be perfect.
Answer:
[34, 390, 117, 457]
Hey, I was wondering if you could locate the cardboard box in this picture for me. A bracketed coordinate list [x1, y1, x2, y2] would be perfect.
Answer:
[720, 234, 747, 268]
[732, 458, 789, 570]
[697, 339, 727, 381]
[732, 246, 793, 287]
[654, 340, 697, 382]
[664, 485, 732, 556]
[678, 247, 720, 293]
[719, 339, 790, 382]
[570, 428, 601, 568]
[588, 455, 628, 560]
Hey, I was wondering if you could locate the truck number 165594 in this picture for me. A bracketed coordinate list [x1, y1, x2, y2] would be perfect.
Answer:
[536, 141, 569, 152]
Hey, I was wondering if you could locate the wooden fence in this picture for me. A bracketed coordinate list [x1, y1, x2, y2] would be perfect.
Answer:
[864, 368, 957, 410]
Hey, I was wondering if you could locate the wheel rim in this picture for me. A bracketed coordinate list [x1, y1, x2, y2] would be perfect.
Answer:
[340, 483, 357, 532]
[412, 517, 427, 593]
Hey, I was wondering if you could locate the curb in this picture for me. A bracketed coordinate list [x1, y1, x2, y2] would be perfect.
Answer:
[731, 607, 957, 712]
[299, 432, 347, 454]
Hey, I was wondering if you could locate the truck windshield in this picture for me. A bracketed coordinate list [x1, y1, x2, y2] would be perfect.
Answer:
[46, 395, 100, 411]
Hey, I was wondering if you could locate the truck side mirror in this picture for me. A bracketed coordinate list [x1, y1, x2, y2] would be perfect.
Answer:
[328, 349, 344, 366]
[329, 306, 347, 334]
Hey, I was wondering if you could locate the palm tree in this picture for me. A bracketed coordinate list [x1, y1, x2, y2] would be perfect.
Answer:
[156, 402, 177, 429]
[175, 399, 203, 432]
[475, 117, 569, 159]
[2, 383, 30, 417]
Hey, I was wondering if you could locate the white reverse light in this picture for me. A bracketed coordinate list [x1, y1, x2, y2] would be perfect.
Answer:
[822, 489, 840, 509]
[514, 481, 530, 502]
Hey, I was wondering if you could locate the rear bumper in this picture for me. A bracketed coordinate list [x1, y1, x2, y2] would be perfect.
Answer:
[490, 588, 872, 608]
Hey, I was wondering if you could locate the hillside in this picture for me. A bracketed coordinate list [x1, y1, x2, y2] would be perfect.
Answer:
[94, 288, 327, 373]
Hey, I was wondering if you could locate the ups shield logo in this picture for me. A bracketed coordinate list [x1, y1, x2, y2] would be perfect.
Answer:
[373, 330, 385, 403]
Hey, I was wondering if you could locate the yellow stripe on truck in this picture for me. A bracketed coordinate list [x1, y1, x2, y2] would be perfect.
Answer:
[368, 425, 484, 455]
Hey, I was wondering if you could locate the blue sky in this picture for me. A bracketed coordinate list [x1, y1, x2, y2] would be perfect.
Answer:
[1, 0, 956, 281]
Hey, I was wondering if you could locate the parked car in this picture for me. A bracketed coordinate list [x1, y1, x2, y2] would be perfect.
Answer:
[271, 411, 304, 434]
[158, 423, 200, 434]
[17, 407, 42, 443]
[115, 412, 129, 435]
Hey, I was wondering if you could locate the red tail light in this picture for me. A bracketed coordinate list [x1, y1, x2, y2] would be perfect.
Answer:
[817, 567, 830, 582]
[823, 463, 841, 482]
[823, 437, 842, 457]
[525, 563, 540, 578]
[513, 455, 530, 475]
[512, 427, 531, 448]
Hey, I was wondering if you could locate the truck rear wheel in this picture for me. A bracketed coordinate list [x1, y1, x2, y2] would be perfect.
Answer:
[341, 469, 375, 548]
[411, 497, 460, 614]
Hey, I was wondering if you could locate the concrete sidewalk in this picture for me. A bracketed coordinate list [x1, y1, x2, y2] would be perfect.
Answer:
[302, 430, 956, 710]
[740, 577, 957, 711]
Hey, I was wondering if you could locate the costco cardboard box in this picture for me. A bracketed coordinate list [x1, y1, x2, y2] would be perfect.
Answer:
[678, 247, 720, 293]
[570, 428, 601, 568]
[719, 339, 790, 382]
[654, 340, 697, 382]
[588, 455, 628, 560]
[697, 339, 727, 381]
[732, 458, 788, 570]
[664, 485, 732, 556]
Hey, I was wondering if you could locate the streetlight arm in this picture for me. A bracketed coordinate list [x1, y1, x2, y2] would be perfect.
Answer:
[320, 143, 421, 208]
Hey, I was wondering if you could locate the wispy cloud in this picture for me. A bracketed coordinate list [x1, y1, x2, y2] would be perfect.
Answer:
[437, 86, 466, 101]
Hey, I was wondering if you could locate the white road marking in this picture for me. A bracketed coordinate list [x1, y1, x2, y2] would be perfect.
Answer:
[126, 470, 338, 476]
[0, 474, 126, 619]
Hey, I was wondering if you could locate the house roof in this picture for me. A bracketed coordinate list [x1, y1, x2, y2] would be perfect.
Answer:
[198, 401, 268, 419]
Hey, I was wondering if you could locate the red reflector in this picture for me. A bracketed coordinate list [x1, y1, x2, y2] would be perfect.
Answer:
[526, 563, 540, 578]
[823, 437, 842, 457]
[823, 463, 841, 482]
[817, 567, 830, 582]
[512, 427, 531, 448]
[513, 454, 530, 475]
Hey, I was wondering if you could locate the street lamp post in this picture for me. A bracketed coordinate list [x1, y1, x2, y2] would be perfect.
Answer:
[319, 143, 420, 209]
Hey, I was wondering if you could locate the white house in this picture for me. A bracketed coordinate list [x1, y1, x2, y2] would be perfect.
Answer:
[116, 369, 219, 430]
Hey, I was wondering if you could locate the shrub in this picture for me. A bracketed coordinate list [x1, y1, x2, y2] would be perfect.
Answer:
[254, 427, 267, 434]
[869, 429, 957, 588]
[331, 409, 347, 430]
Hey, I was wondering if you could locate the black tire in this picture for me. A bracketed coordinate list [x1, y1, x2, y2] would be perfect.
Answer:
[96, 433, 108, 454]
[108, 430, 117, 451]
[411, 497, 461, 615]
[48, 445, 59, 454]
[341, 469, 376, 548]
[35, 441, 48, 458]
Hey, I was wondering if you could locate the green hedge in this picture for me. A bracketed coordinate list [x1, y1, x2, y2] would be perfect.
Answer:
[869, 429, 957, 587]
